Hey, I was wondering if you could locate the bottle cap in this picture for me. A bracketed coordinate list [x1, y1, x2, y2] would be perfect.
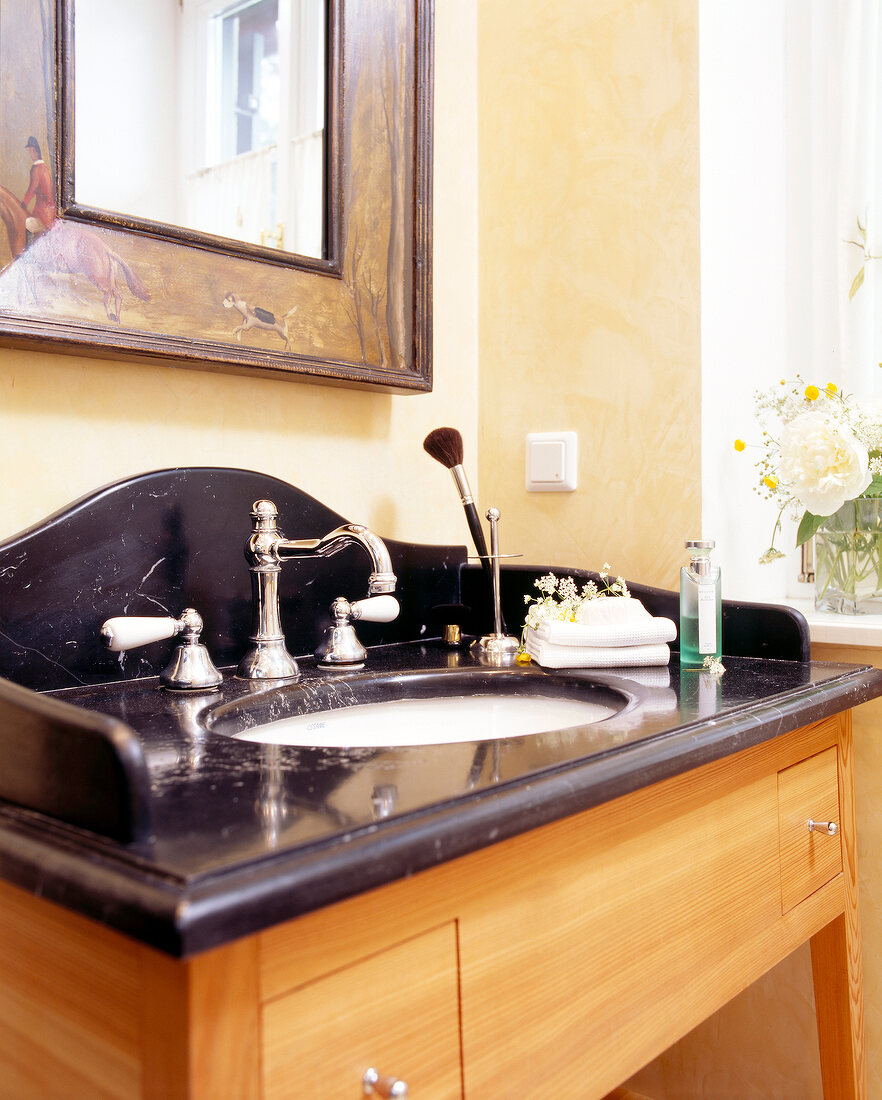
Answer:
[685, 540, 715, 550]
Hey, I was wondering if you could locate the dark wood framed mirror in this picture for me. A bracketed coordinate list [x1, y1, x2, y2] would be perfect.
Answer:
[0, 0, 433, 392]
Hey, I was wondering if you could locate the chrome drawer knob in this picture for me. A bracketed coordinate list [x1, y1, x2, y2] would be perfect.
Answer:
[808, 819, 838, 836]
[363, 1067, 409, 1097]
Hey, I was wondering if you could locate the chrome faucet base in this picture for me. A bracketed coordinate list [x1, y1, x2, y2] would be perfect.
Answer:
[161, 641, 224, 691]
[236, 639, 300, 681]
[315, 595, 400, 669]
[316, 625, 367, 668]
[472, 633, 520, 667]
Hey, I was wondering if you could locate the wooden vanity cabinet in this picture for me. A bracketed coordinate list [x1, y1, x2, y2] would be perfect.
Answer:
[0, 712, 864, 1099]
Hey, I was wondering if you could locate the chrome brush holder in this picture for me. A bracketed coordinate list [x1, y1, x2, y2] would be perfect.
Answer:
[472, 507, 520, 665]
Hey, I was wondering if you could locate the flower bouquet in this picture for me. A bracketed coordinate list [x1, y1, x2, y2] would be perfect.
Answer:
[736, 378, 882, 612]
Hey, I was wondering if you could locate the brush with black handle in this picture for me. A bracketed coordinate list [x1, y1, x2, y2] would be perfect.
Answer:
[423, 427, 505, 630]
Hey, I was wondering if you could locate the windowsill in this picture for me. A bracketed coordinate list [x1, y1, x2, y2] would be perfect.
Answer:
[781, 597, 882, 649]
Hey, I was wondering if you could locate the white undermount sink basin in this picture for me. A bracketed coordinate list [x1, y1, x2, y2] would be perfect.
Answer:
[207, 667, 633, 748]
[230, 693, 619, 748]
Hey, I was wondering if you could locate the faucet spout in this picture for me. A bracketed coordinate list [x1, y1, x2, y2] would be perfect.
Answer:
[277, 523, 397, 595]
[236, 500, 397, 680]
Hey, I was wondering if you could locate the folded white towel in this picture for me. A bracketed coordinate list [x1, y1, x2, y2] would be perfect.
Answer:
[578, 596, 651, 626]
[533, 598, 676, 649]
[525, 630, 671, 669]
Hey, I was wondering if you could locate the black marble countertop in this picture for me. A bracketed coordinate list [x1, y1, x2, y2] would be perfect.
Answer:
[1, 641, 880, 957]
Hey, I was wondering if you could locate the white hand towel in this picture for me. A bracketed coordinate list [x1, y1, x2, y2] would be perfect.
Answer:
[525, 630, 671, 669]
[533, 598, 676, 649]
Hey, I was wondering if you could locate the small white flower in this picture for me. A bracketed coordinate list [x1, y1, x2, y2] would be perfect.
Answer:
[557, 576, 578, 603]
[702, 655, 725, 677]
[526, 603, 549, 630]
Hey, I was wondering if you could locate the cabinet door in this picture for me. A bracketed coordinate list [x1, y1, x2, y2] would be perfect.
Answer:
[778, 746, 842, 913]
[263, 922, 462, 1099]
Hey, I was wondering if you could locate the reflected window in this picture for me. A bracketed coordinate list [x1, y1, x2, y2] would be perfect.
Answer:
[214, 0, 279, 162]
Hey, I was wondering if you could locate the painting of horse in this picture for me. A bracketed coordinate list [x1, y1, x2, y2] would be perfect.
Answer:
[18, 221, 152, 323]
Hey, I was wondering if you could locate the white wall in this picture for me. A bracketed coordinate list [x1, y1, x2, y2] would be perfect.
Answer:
[700, 0, 858, 603]
[700, 0, 791, 602]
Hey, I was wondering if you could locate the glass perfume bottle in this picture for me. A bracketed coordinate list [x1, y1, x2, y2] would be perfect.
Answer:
[679, 540, 721, 668]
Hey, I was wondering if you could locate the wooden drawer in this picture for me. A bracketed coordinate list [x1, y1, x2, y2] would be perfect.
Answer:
[778, 746, 842, 913]
[262, 922, 463, 1099]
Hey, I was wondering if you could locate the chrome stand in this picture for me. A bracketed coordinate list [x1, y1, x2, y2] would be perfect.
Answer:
[472, 507, 520, 665]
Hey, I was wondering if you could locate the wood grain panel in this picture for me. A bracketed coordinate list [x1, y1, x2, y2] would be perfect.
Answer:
[811, 709, 866, 1099]
[140, 937, 261, 1100]
[0, 879, 142, 1100]
[458, 771, 781, 1096]
[779, 747, 842, 913]
[263, 923, 462, 1100]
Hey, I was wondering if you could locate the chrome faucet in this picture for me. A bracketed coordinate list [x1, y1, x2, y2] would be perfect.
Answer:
[237, 499, 397, 680]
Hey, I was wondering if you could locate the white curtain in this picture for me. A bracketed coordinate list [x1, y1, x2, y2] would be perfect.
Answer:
[184, 146, 278, 248]
[834, 0, 882, 398]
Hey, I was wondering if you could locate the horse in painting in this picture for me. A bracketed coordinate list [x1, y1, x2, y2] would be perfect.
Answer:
[23, 221, 151, 323]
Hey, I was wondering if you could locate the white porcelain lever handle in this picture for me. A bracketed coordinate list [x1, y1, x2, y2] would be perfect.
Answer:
[808, 819, 839, 836]
[101, 616, 180, 652]
[350, 595, 400, 623]
[363, 1068, 408, 1097]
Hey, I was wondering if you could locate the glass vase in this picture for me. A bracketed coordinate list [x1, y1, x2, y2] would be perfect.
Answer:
[814, 499, 882, 614]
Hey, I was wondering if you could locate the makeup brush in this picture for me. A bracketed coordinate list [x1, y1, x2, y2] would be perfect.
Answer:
[423, 428, 502, 625]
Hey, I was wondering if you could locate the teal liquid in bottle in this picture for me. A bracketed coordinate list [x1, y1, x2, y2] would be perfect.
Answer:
[679, 540, 721, 667]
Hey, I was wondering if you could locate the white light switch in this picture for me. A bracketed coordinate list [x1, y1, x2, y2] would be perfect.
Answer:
[526, 432, 578, 492]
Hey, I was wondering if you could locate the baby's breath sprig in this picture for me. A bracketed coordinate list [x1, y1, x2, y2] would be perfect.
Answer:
[702, 655, 725, 678]
[518, 568, 630, 656]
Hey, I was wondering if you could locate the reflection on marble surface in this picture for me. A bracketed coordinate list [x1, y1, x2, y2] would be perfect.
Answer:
[39, 641, 853, 882]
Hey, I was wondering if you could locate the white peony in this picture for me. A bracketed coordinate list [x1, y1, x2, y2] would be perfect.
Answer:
[778, 410, 872, 516]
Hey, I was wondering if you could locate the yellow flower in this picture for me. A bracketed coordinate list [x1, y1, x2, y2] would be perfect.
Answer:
[764, 475, 778, 489]
[805, 385, 820, 400]
[826, 382, 838, 395]
[734, 439, 746, 452]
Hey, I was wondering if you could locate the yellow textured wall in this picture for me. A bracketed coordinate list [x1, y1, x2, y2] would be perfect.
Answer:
[476, 0, 701, 590]
[0, 4, 479, 549]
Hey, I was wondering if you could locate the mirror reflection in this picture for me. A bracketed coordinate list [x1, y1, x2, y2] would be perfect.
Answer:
[73, 0, 326, 259]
